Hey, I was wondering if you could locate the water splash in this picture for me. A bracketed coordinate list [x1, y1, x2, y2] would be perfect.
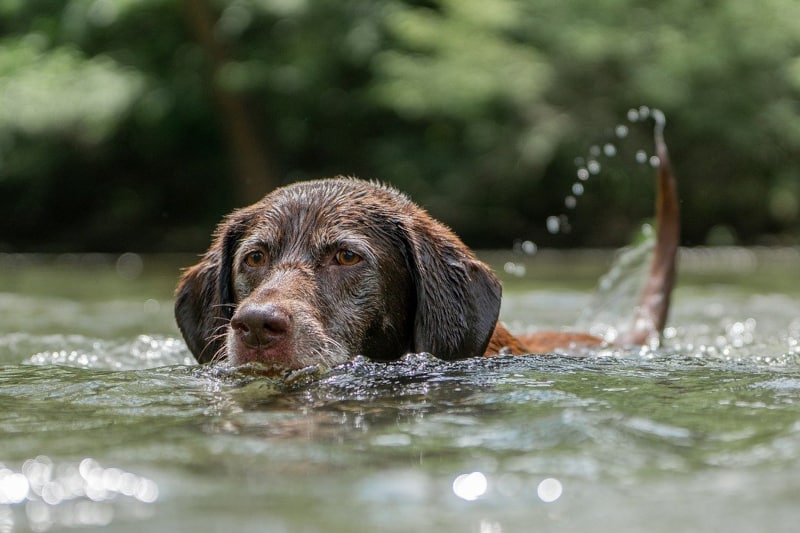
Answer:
[575, 224, 656, 343]
[546, 106, 667, 235]
[506, 240, 538, 277]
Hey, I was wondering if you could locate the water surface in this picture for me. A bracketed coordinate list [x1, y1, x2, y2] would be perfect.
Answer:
[1, 249, 799, 532]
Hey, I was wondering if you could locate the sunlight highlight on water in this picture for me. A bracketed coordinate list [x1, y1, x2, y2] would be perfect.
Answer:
[25, 334, 193, 370]
[536, 478, 563, 503]
[452, 471, 564, 505]
[452, 472, 488, 501]
[0, 456, 158, 531]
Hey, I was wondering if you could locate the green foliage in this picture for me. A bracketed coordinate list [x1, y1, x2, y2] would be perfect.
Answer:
[0, 37, 144, 143]
[372, 0, 552, 118]
[0, 0, 798, 251]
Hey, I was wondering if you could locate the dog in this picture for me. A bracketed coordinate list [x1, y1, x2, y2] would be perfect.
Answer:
[175, 131, 678, 369]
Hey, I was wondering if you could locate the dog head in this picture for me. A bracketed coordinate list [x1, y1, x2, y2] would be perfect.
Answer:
[174, 178, 501, 368]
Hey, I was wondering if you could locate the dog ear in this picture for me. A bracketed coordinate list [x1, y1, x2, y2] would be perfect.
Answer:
[400, 212, 502, 359]
[174, 214, 247, 363]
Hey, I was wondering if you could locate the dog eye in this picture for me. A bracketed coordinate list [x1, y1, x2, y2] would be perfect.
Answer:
[243, 251, 266, 268]
[334, 250, 362, 266]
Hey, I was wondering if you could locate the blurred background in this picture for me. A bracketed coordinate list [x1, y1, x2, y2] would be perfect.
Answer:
[1, 0, 799, 253]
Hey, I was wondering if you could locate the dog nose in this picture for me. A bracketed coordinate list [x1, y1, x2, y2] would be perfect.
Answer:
[230, 304, 291, 347]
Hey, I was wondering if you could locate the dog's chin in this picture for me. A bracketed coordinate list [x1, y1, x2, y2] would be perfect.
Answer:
[227, 337, 301, 369]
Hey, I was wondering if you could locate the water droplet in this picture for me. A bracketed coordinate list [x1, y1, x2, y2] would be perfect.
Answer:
[572, 182, 584, 196]
[635, 150, 648, 164]
[116, 253, 143, 280]
[615, 124, 629, 138]
[574, 156, 585, 166]
[546, 216, 561, 234]
[587, 160, 601, 174]
[514, 263, 527, 276]
[589, 145, 601, 157]
[652, 108, 666, 128]
[638, 105, 650, 119]
[603, 143, 617, 157]
[649, 155, 660, 168]
[627, 108, 639, 122]
[565, 195, 577, 209]
[143, 299, 160, 314]
[559, 215, 572, 234]
[577, 168, 590, 181]
[521, 240, 537, 255]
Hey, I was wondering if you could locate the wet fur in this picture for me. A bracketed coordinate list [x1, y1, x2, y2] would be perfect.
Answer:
[175, 178, 502, 367]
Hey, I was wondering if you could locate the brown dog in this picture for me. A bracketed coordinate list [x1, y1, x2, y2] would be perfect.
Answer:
[175, 131, 678, 369]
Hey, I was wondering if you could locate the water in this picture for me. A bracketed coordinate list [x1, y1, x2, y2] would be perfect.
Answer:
[1, 250, 800, 532]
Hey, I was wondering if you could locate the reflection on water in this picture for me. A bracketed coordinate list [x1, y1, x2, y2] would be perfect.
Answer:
[536, 477, 563, 503]
[1, 251, 799, 532]
[452, 471, 488, 501]
[24, 335, 193, 370]
[0, 456, 158, 530]
[452, 471, 563, 504]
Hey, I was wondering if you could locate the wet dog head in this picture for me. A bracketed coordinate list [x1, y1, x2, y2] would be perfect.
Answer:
[175, 178, 501, 368]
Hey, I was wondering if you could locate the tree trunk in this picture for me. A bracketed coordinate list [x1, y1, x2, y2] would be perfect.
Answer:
[182, 0, 276, 204]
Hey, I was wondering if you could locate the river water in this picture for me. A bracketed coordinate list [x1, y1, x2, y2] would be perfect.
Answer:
[1, 249, 799, 532]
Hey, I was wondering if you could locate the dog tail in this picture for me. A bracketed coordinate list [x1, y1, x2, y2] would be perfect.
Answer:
[622, 112, 680, 346]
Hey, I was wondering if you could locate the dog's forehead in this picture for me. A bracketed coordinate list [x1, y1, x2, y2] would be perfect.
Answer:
[279, 178, 406, 208]
[275, 179, 404, 219]
[247, 178, 410, 250]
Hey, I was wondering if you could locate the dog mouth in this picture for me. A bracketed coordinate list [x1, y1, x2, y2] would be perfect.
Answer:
[227, 335, 298, 368]
[225, 329, 352, 370]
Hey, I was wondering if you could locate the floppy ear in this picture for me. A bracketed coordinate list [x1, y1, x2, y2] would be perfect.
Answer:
[400, 212, 502, 359]
[174, 215, 247, 363]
